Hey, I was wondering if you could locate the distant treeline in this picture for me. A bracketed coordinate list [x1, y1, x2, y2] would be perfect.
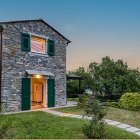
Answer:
[67, 56, 140, 100]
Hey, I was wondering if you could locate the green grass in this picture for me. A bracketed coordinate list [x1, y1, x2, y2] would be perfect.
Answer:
[67, 98, 79, 102]
[54, 106, 140, 128]
[0, 111, 140, 139]
[54, 106, 85, 114]
[106, 107, 140, 128]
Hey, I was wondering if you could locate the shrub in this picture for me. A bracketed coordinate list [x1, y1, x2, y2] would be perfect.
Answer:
[106, 101, 119, 108]
[119, 93, 140, 111]
[77, 94, 89, 108]
[0, 100, 15, 138]
[83, 120, 105, 139]
[83, 95, 107, 139]
[0, 115, 14, 138]
[95, 94, 122, 102]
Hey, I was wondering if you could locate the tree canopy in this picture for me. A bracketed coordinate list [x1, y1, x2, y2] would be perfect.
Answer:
[67, 56, 140, 98]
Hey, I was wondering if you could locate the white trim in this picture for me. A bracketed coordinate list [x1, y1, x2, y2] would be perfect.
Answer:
[28, 32, 57, 43]
[27, 32, 48, 55]
[30, 35, 47, 54]
[26, 70, 55, 77]
[28, 52, 49, 57]
[30, 78, 32, 107]
[28, 32, 49, 40]
[43, 79, 47, 107]
[44, 78, 47, 107]
[30, 78, 48, 109]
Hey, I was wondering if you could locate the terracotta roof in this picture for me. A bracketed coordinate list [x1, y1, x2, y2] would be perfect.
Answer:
[0, 18, 71, 44]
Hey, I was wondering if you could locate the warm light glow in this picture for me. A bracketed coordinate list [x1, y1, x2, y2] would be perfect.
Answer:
[35, 75, 42, 78]
[31, 36, 46, 54]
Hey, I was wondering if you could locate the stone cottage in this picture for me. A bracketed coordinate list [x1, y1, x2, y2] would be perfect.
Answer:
[0, 19, 71, 112]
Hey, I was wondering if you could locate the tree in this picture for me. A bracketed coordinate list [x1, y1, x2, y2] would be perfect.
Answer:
[83, 95, 107, 138]
[88, 56, 140, 97]
[67, 56, 140, 99]
[67, 67, 92, 97]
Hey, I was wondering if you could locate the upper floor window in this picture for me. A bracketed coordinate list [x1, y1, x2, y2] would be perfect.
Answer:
[31, 36, 46, 54]
[21, 33, 55, 56]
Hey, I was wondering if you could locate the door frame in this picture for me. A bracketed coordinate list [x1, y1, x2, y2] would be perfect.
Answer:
[30, 77, 48, 109]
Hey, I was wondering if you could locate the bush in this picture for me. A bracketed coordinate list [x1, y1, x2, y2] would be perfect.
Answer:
[77, 94, 89, 108]
[95, 94, 122, 102]
[119, 93, 140, 111]
[0, 115, 14, 138]
[0, 100, 15, 138]
[106, 101, 119, 108]
[83, 120, 105, 139]
[83, 95, 107, 139]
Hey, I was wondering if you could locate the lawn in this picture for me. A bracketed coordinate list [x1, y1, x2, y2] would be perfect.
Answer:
[0, 111, 140, 139]
[67, 98, 79, 102]
[54, 106, 140, 128]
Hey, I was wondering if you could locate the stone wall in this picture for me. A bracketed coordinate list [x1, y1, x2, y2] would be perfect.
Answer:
[1, 21, 68, 112]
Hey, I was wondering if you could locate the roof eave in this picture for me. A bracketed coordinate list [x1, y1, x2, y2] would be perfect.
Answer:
[0, 18, 71, 44]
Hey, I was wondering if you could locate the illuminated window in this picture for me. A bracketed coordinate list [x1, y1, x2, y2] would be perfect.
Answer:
[31, 36, 46, 54]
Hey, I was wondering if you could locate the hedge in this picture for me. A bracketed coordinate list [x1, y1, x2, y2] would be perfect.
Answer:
[106, 101, 119, 108]
[119, 93, 140, 111]
[95, 94, 122, 102]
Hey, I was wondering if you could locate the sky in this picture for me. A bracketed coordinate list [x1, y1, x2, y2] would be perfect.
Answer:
[0, 0, 140, 71]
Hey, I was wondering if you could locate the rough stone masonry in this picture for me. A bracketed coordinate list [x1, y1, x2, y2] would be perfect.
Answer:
[0, 20, 70, 112]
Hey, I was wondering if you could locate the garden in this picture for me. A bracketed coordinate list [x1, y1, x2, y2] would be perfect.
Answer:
[0, 56, 140, 139]
[0, 111, 140, 139]
[65, 56, 140, 138]
[67, 57, 140, 116]
[55, 97, 140, 128]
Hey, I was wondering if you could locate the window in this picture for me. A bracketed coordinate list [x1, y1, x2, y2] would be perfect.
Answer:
[21, 33, 55, 56]
[31, 36, 46, 54]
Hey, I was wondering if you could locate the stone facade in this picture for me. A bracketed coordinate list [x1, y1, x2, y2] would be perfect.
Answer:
[0, 20, 70, 112]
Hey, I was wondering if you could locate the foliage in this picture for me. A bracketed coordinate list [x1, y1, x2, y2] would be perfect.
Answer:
[67, 98, 79, 102]
[77, 94, 89, 108]
[119, 93, 140, 111]
[67, 56, 140, 101]
[106, 101, 119, 108]
[0, 115, 14, 138]
[83, 95, 107, 139]
[83, 120, 105, 139]
[67, 67, 92, 97]
[67, 79, 79, 98]
[95, 94, 121, 102]
[88, 56, 140, 97]
[0, 101, 15, 138]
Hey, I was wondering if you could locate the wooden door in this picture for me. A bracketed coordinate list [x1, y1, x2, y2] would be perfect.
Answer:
[34, 84, 43, 102]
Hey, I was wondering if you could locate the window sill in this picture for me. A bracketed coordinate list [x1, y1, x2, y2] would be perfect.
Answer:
[28, 52, 49, 57]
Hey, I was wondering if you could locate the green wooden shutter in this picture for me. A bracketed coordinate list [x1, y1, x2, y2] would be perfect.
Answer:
[47, 39, 55, 56]
[21, 33, 31, 51]
[22, 78, 31, 110]
[48, 79, 55, 107]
